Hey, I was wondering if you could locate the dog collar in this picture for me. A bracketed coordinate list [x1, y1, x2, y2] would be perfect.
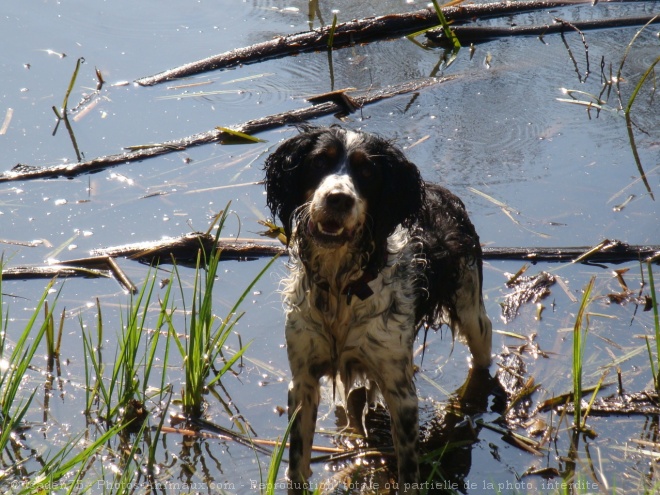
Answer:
[342, 271, 376, 305]
[342, 249, 389, 305]
[302, 249, 386, 305]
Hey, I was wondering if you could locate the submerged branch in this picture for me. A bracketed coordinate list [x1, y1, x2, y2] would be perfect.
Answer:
[135, 0, 607, 86]
[426, 15, 660, 43]
[1, 78, 450, 182]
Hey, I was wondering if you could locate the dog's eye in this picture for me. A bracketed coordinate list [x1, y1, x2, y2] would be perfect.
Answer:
[350, 151, 373, 178]
[312, 146, 339, 170]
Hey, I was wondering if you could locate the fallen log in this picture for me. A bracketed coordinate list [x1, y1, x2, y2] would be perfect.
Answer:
[87, 236, 660, 266]
[90, 233, 284, 262]
[482, 240, 660, 264]
[1, 78, 451, 183]
[2, 236, 657, 292]
[135, 0, 618, 86]
[0, 235, 284, 292]
[426, 15, 660, 43]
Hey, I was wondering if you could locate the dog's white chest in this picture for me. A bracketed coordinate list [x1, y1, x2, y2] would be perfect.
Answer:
[286, 260, 416, 355]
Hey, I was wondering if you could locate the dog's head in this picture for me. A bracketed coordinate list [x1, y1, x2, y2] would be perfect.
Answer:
[264, 126, 424, 257]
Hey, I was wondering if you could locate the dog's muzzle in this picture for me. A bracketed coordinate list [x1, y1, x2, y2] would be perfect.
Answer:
[308, 191, 360, 246]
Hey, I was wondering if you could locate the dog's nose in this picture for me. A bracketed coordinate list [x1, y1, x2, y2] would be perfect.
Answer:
[326, 192, 355, 212]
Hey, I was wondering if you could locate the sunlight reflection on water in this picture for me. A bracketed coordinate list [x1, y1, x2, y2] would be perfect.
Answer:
[1, 0, 659, 492]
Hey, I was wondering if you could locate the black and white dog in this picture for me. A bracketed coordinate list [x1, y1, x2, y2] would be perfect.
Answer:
[264, 126, 492, 492]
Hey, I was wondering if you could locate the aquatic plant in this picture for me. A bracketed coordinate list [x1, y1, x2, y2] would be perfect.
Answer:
[645, 258, 660, 391]
[170, 208, 279, 417]
[327, 13, 338, 49]
[81, 270, 169, 427]
[431, 0, 461, 65]
[17, 423, 125, 494]
[44, 302, 64, 366]
[0, 275, 57, 457]
[264, 407, 298, 495]
[572, 276, 595, 430]
[52, 56, 84, 120]
[0, 275, 133, 492]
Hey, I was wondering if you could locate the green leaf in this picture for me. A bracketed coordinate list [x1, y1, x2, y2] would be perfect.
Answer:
[216, 127, 266, 144]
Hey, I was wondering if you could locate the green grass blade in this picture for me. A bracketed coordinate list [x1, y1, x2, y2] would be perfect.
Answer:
[265, 406, 299, 495]
[62, 57, 84, 113]
[208, 341, 252, 387]
[646, 336, 658, 390]
[648, 261, 660, 390]
[24, 422, 126, 493]
[216, 126, 267, 144]
[327, 13, 338, 49]
[573, 276, 595, 429]
[583, 369, 609, 423]
[145, 273, 174, 396]
[431, 0, 461, 65]
[625, 55, 660, 115]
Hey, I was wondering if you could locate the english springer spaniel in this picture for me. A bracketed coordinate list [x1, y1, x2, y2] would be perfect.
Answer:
[264, 126, 492, 492]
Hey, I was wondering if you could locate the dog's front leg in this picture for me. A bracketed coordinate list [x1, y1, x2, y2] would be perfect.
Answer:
[286, 372, 320, 492]
[382, 380, 420, 493]
[285, 313, 327, 492]
[368, 342, 419, 494]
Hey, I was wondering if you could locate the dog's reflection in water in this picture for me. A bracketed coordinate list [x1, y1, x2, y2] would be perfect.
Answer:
[312, 367, 503, 494]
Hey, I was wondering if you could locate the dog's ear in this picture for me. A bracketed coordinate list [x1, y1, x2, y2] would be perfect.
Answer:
[263, 130, 318, 242]
[373, 144, 425, 239]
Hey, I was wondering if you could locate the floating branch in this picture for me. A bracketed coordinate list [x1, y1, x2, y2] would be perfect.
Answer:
[482, 240, 660, 264]
[3, 235, 658, 292]
[555, 390, 660, 415]
[1, 256, 136, 293]
[0, 235, 284, 291]
[90, 233, 284, 263]
[1, 77, 452, 182]
[135, 0, 603, 86]
[426, 15, 660, 43]
[1, 265, 111, 281]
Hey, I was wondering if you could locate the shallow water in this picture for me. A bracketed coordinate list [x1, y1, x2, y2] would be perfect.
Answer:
[1, 0, 660, 493]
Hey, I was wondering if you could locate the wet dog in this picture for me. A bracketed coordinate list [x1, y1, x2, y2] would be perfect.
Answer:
[264, 126, 492, 492]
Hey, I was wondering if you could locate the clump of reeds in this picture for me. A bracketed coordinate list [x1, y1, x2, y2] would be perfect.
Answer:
[0, 275, 57, 455]
[170, 208, 279, 418]
[81, 270, 169, 429]
[0, 209, 281, 490]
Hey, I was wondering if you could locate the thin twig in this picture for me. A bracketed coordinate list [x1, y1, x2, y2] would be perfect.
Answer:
[426, 15, 660, 43]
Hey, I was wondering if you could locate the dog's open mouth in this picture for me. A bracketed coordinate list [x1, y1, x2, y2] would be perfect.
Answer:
[307, 219, 353, 245]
